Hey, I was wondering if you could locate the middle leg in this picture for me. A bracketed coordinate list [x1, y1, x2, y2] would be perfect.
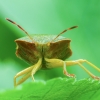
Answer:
[45, 58, 75, 77]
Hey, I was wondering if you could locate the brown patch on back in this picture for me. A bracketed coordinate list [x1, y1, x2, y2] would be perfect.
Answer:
[15, 40, 41, 65]
[44, 39, 72, 60]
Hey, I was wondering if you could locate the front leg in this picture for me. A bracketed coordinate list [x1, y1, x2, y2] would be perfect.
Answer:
[45, 58, 100, 80]
[14, 58, 42, 87]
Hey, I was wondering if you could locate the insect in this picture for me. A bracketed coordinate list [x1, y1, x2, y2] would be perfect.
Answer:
[6, 18, 100, 87]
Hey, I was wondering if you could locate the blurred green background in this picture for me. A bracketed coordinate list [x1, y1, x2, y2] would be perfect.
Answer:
[0, 0, 100, 90]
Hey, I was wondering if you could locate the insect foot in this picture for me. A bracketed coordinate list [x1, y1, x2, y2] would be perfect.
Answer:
[63, 61, 75, 78]
[63, 70, 75, 78]
[92, 75, 100, 80]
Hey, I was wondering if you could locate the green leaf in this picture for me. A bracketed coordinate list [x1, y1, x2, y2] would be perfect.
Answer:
[0, 78, 100, 100]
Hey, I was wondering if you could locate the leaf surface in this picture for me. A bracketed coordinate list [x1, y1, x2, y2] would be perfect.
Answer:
[0, 78, 100, 100]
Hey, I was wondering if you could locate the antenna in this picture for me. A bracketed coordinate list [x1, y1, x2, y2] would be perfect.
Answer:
[6, 18, 34, 42]
[51, 26, 78, 42]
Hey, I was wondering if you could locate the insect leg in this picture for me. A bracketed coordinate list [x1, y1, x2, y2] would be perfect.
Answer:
[85, 60, 100, 72]
[31, 58, 42, 80]
[45, 58, 75, 77]
[15, 72, 31, 87]
[14, 58, 42, 87]
[65, 59, 100, 80]
[14, 66, 34, 87]
[63, 61, 75, 77]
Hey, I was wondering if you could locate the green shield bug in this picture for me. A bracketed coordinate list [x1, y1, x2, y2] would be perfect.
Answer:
[6, 18, 100, 87]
